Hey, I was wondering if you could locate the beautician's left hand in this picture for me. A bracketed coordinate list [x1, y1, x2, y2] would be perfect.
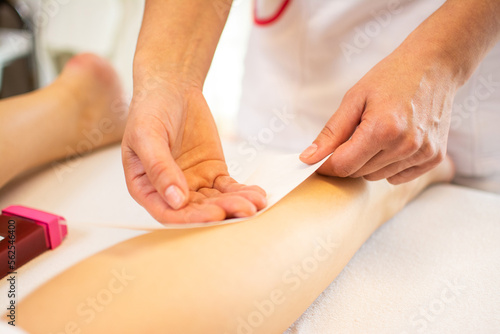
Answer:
[300, 47, 458, 184]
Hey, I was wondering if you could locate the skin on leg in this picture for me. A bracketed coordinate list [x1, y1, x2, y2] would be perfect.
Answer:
[0, 54, 126, 188]
[16, 158, 453, 334]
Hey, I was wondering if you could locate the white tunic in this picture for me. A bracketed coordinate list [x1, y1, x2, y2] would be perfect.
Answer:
[238, 0, 500, 191]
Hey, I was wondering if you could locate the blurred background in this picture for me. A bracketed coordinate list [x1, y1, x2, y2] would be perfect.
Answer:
[0, 0, 252, 135]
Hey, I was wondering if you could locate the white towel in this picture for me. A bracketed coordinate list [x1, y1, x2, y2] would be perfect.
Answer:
[286, 185, 500, 333]
[0, 143, 499, 333]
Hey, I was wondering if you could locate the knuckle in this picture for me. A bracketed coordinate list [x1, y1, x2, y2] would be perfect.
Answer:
[126, 183, 141, 202]
[420, 142, 436, 160]
[320, 123, 336, 140]
[360, 120, 377, 138]
[428, 161, 441, 171]
[342, 87, 357, 101]
[384, 126, 402, 142]
[356, 121, 382, 149]
[129, 125, 149, 144]
[148, 160, 168, 181]
[401, 134, 421, 155]
[123, 174, 144, 203]
[334, 163, 353, 178]
[376, 116, 405, 143]
[434, 150, 445, 163]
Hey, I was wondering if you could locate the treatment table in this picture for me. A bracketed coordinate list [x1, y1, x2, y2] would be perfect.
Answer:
[0, 143, 499, 333]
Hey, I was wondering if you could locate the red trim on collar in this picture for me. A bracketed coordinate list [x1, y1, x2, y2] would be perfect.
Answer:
[254, 0, 292, 25]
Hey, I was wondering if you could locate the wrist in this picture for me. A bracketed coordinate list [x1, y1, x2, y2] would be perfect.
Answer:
[133, 51, 205, 92]
[130, 60, 204, 115]
[396, 39, 467, 91]
[422, 41, 471, 88]
[131, 66, 203, 108]
[396, 0, 500, 89]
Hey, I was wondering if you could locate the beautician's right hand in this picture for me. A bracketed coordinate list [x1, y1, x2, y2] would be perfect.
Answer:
[122, 81, 267, 224]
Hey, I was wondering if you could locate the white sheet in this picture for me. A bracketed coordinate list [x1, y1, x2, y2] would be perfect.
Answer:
[0, 143, 499, 333]
[286, 185, 500, 333]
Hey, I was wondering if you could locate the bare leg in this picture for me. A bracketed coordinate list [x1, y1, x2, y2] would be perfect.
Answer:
[0, 53, 126, 188]
[17, 158, 454, 334]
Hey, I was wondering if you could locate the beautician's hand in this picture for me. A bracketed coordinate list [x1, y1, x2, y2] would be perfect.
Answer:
[300, 47, 458, 184]
[122, 83, 267, 224]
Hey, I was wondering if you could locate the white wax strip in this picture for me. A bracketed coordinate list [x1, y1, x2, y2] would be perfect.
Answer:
[161, 153, 331, 229]
[0, 145, 330, 231]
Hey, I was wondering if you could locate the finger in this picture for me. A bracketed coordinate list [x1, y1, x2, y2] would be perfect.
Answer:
[199, 187, 267, 211]
[387, 155, 445, 185]
[197, 187, 220, 198]
[130, 184, 226, 224]
[350, 145, 418, 178]
[122, 147, 156, 204]
[363, 159, 415, 181]
[316, 121, 380, 177]
[204, 195, 258, 219]
[131, 132, 189, 210]
[227, 184, 267, 198]
[387, 163, 438, 185]
[189, 190, 210, 203]
[363, 144, 436, 181]
[182, 205, 227, 223]
[214, 175, 267, 206]
[188, 190, 252, 220]
[122, 161, 226, 224]
[214, 175, 266, 196]
[230, 190, 268, 211]
[300, 89, 366, 164]
[350, 135, 421, 178]
[196, 187, 265, 219]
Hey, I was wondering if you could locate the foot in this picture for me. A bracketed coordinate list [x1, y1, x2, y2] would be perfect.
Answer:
[52, 53, 127, 152]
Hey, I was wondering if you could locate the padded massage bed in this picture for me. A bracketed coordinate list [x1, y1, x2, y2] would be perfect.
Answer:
[0, 143, 499, 333]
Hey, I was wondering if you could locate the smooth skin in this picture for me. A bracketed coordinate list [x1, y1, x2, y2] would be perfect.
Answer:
[124, 0, 500, 224]
[17, 158, 454, 334]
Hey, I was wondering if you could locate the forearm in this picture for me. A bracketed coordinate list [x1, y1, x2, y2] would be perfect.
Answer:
[17, 167, 445, 334]
[134, 0, 232, 88]
[398, 0, 500, 86]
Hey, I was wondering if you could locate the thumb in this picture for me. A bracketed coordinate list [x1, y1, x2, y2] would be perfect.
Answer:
[300, 91, 365, 164]
[134, 136, 189, 210]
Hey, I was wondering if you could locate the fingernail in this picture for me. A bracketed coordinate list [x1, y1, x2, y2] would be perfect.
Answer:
[300, 143, 318, 159]
[165, 185, 185, 210]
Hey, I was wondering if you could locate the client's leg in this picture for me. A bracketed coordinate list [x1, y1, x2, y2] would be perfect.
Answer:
[0, 54, 126, 188]
[16, 158, 453, 334]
